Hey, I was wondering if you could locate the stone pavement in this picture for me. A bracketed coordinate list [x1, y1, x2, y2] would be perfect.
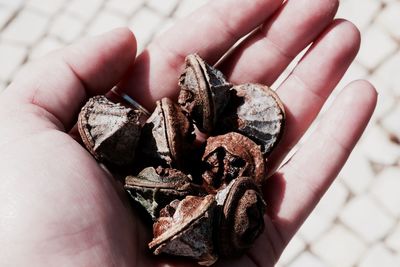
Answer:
[0, 0, 399, 266]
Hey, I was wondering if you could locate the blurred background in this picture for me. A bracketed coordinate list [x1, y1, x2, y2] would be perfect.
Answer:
[0, 0, 399, 266]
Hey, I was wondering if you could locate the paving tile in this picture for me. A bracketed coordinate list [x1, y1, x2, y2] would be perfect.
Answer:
[65, 0, 103, 22]
[0, 42, 27, 81]
[336, 0, 382, 30]
[370, 167, 400, 217]
[1, 9, 48, 46]
[339, 194, 395, 243]
[147, 0, 179, 16]
[385, 222, 400, 253]
[359, 243, 400, 267]
[381, 105, 400, 139]
[391, 82, 400, 98]
[105, 0, 144, 17]
[311, 224, 366, 267]
[129, 7, 163, 51]
[173, 0, 208, 18]
[339, 146, 374, 194]
[315, 180, 349, 220]
[86, 10, 127, 35]
[335, 61, 368, 93]
[0, 6, 18, 30]
[299, 211, 333, 243]
[368, 74, 396, 120]
[276, 236, 306, 266]
[153, 17, 175, 38]
[26, 0, 66, 15]
[376, 2, 400, 39]
[0, 80, 6, 92]
[360, 126, 400, 165]
[49, 13, 84, 43]
[374, 51, 400, 97]
[357, 24, 397, 70]
[30, 36, 64, 59]
[287, 251, 326, 267]
[0, 0, 24, 8]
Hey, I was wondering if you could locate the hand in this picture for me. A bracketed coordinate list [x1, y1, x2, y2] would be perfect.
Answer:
[0, 0, 376, 266]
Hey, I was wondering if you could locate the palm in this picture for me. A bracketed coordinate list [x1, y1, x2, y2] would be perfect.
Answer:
[0, 0, 376, 266]
[0, 110, 143, 265]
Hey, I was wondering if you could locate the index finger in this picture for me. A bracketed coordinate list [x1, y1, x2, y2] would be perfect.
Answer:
[117, 0, 283, 109]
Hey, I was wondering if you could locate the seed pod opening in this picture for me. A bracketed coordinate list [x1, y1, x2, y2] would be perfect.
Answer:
[201, 132, 265, 194]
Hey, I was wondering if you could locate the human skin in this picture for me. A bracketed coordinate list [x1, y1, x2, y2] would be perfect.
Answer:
[0, 0, 376, 266]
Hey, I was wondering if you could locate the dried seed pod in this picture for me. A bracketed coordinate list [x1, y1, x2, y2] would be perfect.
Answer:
[138, 97, 195, 168]
[124, 167, 204, 220]
[149, 195, 218, 266]
[215, 177, 266, 258]
[217, 83, 285, 155]
[78, 95, 145, 166]
[178, 54, 231, 133]
[202, 132, 265, 194]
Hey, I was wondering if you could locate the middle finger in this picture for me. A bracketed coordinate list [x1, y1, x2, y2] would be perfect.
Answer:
[219, 0, 339, 85]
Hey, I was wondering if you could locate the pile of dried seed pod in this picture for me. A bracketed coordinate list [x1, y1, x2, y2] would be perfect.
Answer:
[78, 54, 285, 266]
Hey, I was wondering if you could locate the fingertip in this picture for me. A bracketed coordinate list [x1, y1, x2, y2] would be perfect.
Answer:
[343, 79, 378, 111]
[323, 79, 378, 144]
[331, 19, 361, 52]
[91, 27, 137, 64]
[104, 27, 137, 57]
[60, 27, 138, 95]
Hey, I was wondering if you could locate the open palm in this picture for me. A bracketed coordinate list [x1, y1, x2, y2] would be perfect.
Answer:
[0, 0, 376, 266]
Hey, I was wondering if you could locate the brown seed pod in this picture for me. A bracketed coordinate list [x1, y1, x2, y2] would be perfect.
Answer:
[138, 97, 195, 168]
[124, 167, 204, 220]
[149, 195, 218, 266]
[78, 95, 145, 166]
[217, 83, 285, 155]
[201, 132, 265, 194]
[215, 177, 266, 258]
[178, 54, 232, 133]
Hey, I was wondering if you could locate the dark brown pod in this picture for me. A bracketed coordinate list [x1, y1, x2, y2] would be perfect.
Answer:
[215, 177, 266, 258]
[78, 95, 145, 166]
[217, 83, 285, 155]
[138, 97, 195, 168]
[149, 195, 218, 266]
[178, 54, 231, 133]
[201, 132, 265, 194]
[124, 167, 204, 220]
